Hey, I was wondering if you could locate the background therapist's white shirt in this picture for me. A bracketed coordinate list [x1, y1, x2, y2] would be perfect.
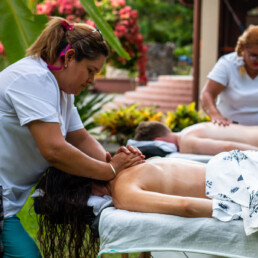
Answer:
[0, 57, 83, 218]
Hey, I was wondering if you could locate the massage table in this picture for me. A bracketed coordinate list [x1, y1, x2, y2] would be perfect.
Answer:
[97, 153, 258, 258]
[98, 207, 258, 258]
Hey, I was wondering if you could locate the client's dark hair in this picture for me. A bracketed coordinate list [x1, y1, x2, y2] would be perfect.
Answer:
[34, 167, 105, 258]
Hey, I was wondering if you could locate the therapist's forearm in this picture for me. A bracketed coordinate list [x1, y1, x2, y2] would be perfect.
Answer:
[200, 92, 221, 117]
[44, 140, 113, 180]
[66, 129, 107, 162]
[74, 135, 106, 161]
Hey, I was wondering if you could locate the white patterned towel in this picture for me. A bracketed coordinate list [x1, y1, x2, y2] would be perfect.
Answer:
[206, 150, 258, 235]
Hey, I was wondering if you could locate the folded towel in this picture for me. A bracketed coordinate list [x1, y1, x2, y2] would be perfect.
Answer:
[206, 150, 258, 235]
[127, 139, 178, 153]
[87, 195, 113, 216]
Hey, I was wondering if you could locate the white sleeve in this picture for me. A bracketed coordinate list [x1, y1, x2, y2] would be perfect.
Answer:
[68, 104, 84, 132]
[6, 73, 60, 126]
[207, 55, 229, 87]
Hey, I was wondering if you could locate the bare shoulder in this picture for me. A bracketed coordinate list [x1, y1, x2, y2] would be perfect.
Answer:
[182, 122, 213, 135]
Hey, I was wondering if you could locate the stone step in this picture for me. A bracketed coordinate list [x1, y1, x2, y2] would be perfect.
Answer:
[136, 86, 192, 96]
[124, 91, 192, 103]
[147, 81, 192, 91]
[105, 95, 191, 113]
[104, 75, 194, 113]
[158, 75, 193, 82]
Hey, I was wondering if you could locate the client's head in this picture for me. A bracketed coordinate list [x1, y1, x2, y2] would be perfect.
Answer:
[134, 121, 177, 144]
[34, 167, 106, 258]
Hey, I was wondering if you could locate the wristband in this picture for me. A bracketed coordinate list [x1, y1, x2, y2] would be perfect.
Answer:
[109, 163, 116, 177]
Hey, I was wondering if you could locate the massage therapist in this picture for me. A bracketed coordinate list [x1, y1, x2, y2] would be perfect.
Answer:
[200, 25, 258, 126]
[0, 17, 144, 257]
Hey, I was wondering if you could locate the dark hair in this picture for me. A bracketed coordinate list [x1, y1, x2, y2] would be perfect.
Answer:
[34, 167, 103, 258]
[27, 17, 109, 64]
[134, 121, 172, 141]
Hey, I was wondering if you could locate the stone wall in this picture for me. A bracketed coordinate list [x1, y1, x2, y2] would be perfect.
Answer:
[145, 42, 175, 80]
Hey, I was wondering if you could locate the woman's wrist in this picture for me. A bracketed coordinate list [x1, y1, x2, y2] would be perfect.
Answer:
[109, 163, 116, 178]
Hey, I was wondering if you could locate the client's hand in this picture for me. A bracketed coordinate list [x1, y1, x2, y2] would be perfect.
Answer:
[110, 152, 145, 175]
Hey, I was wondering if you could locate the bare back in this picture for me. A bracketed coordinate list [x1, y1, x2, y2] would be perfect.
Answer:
[177, 122, 258, 154]
[111, 157, 206, 199]
[181, 122, 258, 145]
[110, 157, 211, 217]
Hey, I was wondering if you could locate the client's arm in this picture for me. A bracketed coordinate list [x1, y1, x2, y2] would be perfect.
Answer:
[180, 136, 258, 155]
[112, 186, 212, 218]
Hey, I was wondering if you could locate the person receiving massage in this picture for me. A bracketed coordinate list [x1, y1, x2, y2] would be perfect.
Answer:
[133, 121, 258, 155]
[35, 149, 258, 258]
[0, 17, 144, 257]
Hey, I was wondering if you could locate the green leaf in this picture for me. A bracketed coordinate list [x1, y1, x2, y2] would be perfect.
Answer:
[0, 0, 48, 63]
[79, 0, 130, 60]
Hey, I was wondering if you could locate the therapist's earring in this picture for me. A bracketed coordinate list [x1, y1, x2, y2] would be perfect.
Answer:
[64, 64, 68, 68]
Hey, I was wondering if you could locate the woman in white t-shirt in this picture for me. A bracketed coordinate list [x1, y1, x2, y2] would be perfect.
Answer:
[0, 17, 144, 257]
[200, 25, 258, 126]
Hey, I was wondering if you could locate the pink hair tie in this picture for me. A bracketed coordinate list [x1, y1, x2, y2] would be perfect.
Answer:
[61, 20, 74, 31]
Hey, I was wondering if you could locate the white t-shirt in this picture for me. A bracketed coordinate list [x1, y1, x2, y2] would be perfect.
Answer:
[0, 56, 83, 218]
[207, 52, 258, 125]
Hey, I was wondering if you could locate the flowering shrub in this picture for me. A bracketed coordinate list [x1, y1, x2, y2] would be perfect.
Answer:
[36, 0, 147, 83]
[165, 102, 211, 132]
[93, 104, 163, 145]
[93, 102, 210, 145]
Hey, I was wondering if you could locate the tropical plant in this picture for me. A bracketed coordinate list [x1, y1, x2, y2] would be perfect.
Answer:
[93, 104, 164, 145]
[74, 87, 113, 131]
[0, 0, 129, 64]
[165, 102, 210, 132]
[127, 0, 193, 59]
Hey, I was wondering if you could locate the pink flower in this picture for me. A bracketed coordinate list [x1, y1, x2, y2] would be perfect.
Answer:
[36, 4, 48, 14]
[0, 42, 5, 56]
[119, 6, 132, 18]
[58, 3, 73, 14]
[118, 57, 127, 64]
[66, 14, 75, 22]
[110, 0, 125, 8]
[86, 19, 96, 28]
[130, 10, 138, 19]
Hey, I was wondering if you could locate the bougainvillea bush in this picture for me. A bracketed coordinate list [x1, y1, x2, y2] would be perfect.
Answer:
[36, 0, 148, 83]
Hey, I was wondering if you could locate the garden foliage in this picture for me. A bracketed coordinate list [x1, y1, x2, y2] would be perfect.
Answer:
[74, 87, 113, 131]
[165, 102, 211, 132]
[93, 104, 163, 145]
[127, 0, 193, 59]
[93, 102, 210, 145]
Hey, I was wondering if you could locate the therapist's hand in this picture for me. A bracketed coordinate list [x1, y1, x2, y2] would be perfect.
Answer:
[110, 152, 145, 175]
[119, 145, 145, 158]
[211, 114, 231, 127]
[106, 145, 145, 163]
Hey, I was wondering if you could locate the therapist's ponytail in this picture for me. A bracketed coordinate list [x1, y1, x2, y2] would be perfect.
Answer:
[26, 16, 109, 65]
